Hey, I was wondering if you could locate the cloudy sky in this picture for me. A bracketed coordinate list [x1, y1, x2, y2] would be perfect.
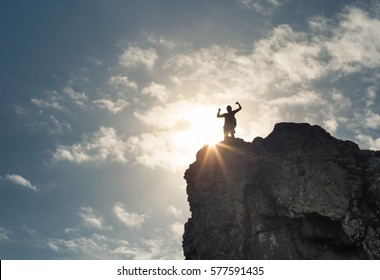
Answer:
[1, 0, 380, 259]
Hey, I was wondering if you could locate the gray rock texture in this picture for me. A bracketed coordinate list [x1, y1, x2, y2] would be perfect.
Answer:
[183, 123, 380, 259]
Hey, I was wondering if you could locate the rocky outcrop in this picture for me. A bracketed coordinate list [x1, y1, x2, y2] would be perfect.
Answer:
[183, 123, 380, 259]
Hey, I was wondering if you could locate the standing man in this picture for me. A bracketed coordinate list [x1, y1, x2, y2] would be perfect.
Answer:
[217, 102, 242, 139]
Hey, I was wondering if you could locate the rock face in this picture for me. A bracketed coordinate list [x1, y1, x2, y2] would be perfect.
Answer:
[183, 123, 380, 259]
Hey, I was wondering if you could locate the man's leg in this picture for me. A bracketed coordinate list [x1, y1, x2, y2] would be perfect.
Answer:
[223, 127, 228, 140]
[230, 128, 235, 138]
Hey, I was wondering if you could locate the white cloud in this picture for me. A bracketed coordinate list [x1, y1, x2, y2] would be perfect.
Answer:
[79, 207, 112, 230]
[325, 7, 380, 73]
[113, 236, 182, 259]
[53, 144, 91, 163]
[167, 6, 380, 98]
[48, 241, 60, 252]
[113, 202, 147, 228]
[111, 240, 135, 255]
[47, 233, 112, 258]
[366, 85, 377, 107]
[133, 238, 162, 260]
[86, 56, 103, 66]
[45, 205, 183, 259]
[64, 228, 79, 234]
[0, 227, 13, 242]
[239, 0, 282, 14]
[268, 91, 323, 106]
[323, 119, 339, 133]
[355, 134, 380, 150]
[363, 111, 380, 129]
[93, 98, 129, 114]
[352, 109, 380, 135]
[31, 91, 65, 111]
[170, 223, 184, 239]
[111, 238, 160, 259]
[22, 224, 37, 236]
[64, 86, 88, 107]
[119, 47, 158, 71]
[14, 105, 26, 116]
[2, 174, 38, 192]
[109, 75, 138, 90]
[134, 100, 191, 129]
[49, 115, 71, 134]
[47, 233, 181, 259]
[142, 82, 171, 103]
[167, 206, 183, 217]
[166, 45, 246, 99]
[127, 133, 175, 171]
[147, 35, 177, 49]
[53, 127, 129, 163]
[126, 131, 198, 173]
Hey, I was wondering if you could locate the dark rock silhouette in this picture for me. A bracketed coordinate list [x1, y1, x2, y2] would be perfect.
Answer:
[183, 122, 380, 259]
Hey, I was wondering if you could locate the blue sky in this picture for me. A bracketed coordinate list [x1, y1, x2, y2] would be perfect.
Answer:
[1, 0, 380, 259]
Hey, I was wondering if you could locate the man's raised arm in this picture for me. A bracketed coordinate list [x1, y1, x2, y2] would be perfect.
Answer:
[217, 108, 223, 118]
[234, 102, 242, 113]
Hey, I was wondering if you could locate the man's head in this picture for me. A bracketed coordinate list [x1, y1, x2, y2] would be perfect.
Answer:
[226, 105, 232, 112]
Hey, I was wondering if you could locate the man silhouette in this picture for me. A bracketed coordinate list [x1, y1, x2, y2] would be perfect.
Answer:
[217, 102, 242, 139]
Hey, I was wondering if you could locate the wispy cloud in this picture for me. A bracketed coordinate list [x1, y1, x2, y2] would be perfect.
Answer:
[31, 90, 66, 111]
[64, 86, 88, 107]
[53, 127, 129, 163]
[142, 82, 171, 103]
[109, 75, 138, 90]
[355, 133, 380, 150]
[45, 204, 183, 259]
[86, 56, 103, 66]
[268, 90, 324, 106]
[113, 202, 146, 228]
[365, 85, 377, 108]
[47, 232, 181, 259]
[170, 222, 184, 239]
[134, 100, 193, 129]
[43, 204, 182, 259]
[362, 111, 380, 129]
[93, 98, 129, 114]
[167, 6, 380, 97]
[47, 233, 111, 258]
[126, 131, 197, 173]
[331, 7, 380, 70]
[167, 206, 183, 217]
[2, 174, 38, 192]
[79, 207, 112, 230]
[239, 0, 283, 14]
[22, 224, 37, 236]
[132, 238, 163, 260]
[49, 115, 71, 134]
[323, 119, 339, 133]
[147, 35, 177, 49]
[119, 47, 158, 71]
[0, 227, 13, 242]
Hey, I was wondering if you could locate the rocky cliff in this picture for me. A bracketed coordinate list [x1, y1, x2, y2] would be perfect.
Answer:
[183, 123, 380, 259]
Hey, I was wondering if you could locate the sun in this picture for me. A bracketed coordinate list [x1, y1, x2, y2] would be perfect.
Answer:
[182, 106, 222, 145]
[171, 105, 223, 165]
[173, 120, 221, 149]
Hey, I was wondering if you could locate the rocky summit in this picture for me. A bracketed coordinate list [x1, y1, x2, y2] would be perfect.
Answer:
[183, 122, 380, 259]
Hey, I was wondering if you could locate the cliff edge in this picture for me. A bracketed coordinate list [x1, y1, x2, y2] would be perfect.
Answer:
[183, 122, 380, 259]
